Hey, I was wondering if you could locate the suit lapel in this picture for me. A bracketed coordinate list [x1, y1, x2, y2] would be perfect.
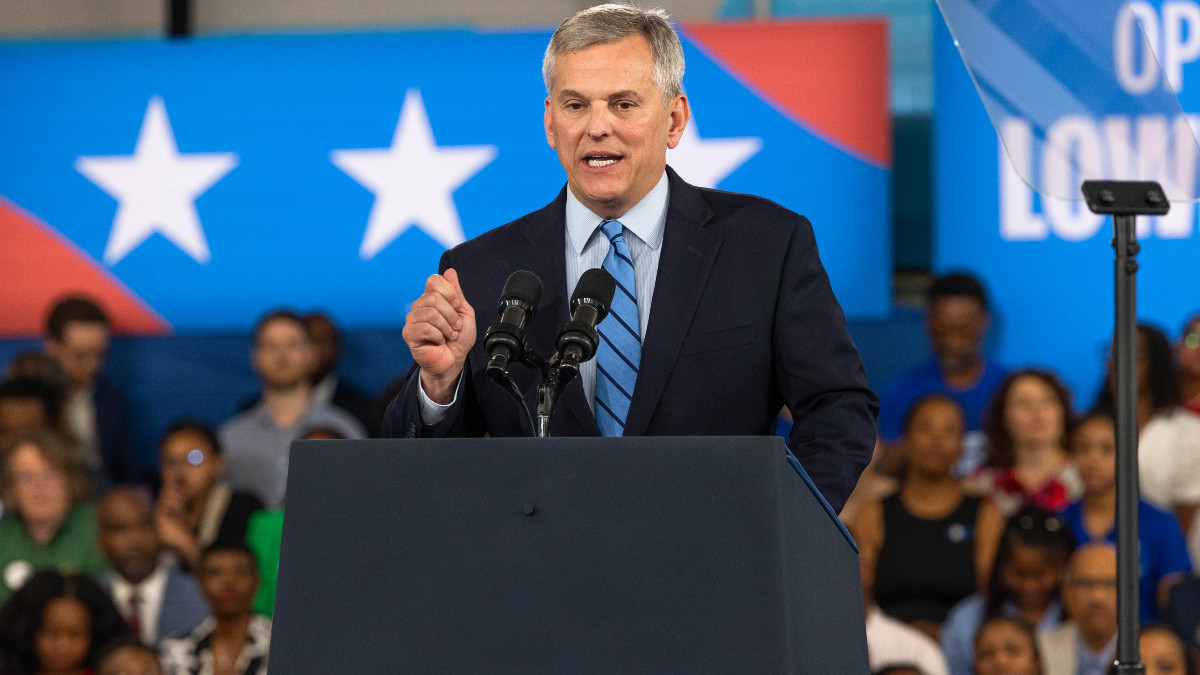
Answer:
[624, 168, 719, 436]
[518, 188, 601, 437]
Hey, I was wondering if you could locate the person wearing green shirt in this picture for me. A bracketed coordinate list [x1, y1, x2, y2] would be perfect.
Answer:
[0, 429, 108, 604]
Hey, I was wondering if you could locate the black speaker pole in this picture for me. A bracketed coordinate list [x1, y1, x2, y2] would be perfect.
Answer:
[1082, 180, 1168, 675]
[167, 0, 191, 38]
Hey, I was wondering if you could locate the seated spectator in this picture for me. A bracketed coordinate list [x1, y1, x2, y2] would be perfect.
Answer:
[852, 514, 949, 675]
[219, 310, 364, 508]
[1180, 313, 1200, 415]
[96, 488, 207, 647]
[941, 504, 1075, 675]
[1059, 411, 1191, 622]
[1037, 543, 1118, 675]
[1096, 323, 1200, 568]
[973, 616, 1043, 675]
[853, 395, 1001, 637]
[876, 272, 1010, 478]
[0, 570, 128, 675]
[0, 430, 107, 605]
[154, 420, 263, 570]
[42, 296, 134, 488]
[1139, 624, 1196, 675]
[96, 636, 164, 675]
[160, 543, 269, 675]
[0, 377, 63, 449]
[1165, 574, 1200, 653]
[967, 369, 1082, 517]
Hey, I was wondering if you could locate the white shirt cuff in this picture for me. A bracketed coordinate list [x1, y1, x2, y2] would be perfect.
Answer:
[417, 369, 464, 425]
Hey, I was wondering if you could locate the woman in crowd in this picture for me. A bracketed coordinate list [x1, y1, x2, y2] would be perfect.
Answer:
[1060, 411, 1191, 621]
[973, 616, 1043, 675]
[1140, 624, 1197, 675]
[0, 430, 108, 605]
[969, 369, 1082, 517]
[161, 543, 270, 675]
[0, 570, 128, 675]
[154, 420, 263, 571]
[940, 504, 1075, 675]
[1096, 323, 1200, 567]
[1179, 314, 1200, 415]
[854, 395, 1002, 638]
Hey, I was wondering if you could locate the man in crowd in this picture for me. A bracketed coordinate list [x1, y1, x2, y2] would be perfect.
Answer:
[875, 273, 1009, 476]
[219, 310, 364, 508]
[305, 312, 375, 435]
[96, 488, 208, 646]
[383, 3, 877, 513]
[1037, 544, 1118, 675]
[43, 296, 133, 485]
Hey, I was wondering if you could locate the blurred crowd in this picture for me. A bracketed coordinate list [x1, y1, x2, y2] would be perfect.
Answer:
[848, 274, 1200, 675]
[0, 276, 1198, 674]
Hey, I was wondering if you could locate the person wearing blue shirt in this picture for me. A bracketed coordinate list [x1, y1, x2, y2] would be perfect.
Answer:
[876, 273, 1008, 477]
[1059, 411, 1192, 622]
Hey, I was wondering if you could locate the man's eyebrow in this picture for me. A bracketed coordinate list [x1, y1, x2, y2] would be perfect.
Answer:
[557, 89, 586, 103]
[555, 89, 645, 103]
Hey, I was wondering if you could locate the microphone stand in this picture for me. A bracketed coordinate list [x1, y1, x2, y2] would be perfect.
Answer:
[487, 347, 577, 438]
[1081, 180, 1168, 675]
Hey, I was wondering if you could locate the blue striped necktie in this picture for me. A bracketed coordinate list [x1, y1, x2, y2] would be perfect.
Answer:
[594, 219, 641, 437]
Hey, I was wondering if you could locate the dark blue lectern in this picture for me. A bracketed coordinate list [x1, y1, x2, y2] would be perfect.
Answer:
[269, 436, 867, 673]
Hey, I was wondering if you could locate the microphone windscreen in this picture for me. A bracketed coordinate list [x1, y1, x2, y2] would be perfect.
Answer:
[571, 267, 616, 317]
[501, 270, 543, 309]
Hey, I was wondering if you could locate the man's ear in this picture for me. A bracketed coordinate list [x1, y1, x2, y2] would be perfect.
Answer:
[665, 93, 690, 149]
[544, 97, 557, 150]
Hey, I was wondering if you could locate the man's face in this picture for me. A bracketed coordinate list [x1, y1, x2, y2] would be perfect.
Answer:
[544, 35, 688, 219]
[1063, 546, 1118, 646]
[97, 492, 160, 584]
[199, 550, 259, 619]
[252, 319, 314, 390]
[927, 296, 988, 375]
[46, 321, 109, 387]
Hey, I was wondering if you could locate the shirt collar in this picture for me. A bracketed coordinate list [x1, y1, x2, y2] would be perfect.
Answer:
[565, 171, 670, 254]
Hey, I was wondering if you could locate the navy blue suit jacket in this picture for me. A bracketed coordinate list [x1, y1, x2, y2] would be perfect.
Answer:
[100, 567, 209, 646]
[382, 167, 878, 512]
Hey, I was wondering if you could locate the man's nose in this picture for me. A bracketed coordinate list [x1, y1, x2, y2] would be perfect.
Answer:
[586, 104, 612, 138]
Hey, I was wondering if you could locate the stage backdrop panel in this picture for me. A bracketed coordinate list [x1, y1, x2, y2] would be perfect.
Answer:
[934, 0, 1200, 404]
[0, 19, 891, 337]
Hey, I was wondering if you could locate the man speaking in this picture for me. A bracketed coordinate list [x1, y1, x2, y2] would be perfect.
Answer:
[382, 3, 878, 512]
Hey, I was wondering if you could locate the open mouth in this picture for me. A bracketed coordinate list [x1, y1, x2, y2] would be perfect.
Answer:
[583, 152, 623, 168]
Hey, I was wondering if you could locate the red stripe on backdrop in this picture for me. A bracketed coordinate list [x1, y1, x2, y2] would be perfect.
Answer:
[0, 197, 169, 338]
[682, 19, 892, 167]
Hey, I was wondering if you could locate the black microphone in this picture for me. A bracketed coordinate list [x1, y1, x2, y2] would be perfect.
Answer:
[484, 270, 542, 376]
[556, 268, 616, 377]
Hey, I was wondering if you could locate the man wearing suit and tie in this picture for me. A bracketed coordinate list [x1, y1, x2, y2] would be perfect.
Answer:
[383, 3, 877, 513]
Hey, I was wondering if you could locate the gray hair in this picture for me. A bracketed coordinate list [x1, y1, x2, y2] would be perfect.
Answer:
[542, 4, 685, 100]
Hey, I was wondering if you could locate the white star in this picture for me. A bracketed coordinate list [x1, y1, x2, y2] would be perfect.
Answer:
[332, 88, 498, 259]
[667, 117, 761, 189]
[76, 96, 238, 265]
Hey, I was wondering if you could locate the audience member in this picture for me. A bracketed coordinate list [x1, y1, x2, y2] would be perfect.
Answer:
[1059, 411, 1191, 622]
[219, 310, 364, 508]
[0, 570, 128, 675]
[973, 616, 1043, 675]
[5, 351, 66, 385]
[0, 377, 63, 449]
[160, 543, 269, 675]
[941, 505, 1075, 675]
[853, 395, 1001, 637]
[1180, 313, 1200, 415]
[1095, 323, 1200, 567]
[42, 296, 134, 487]
[96, 488, 207, 647]
[1036, 543, 1118, 675]
[154, 420, 263, 570]
[1165, 574, 1200, 653]
[0, 430, 107, 605]
[305, 312, 375, 435]
[853, 514, 950, 675]
[968, 369, 1082, 516]
[1140, 624, 1197, 675]
[876, 272, 1009, 477]
[96, 636, 164, 675]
